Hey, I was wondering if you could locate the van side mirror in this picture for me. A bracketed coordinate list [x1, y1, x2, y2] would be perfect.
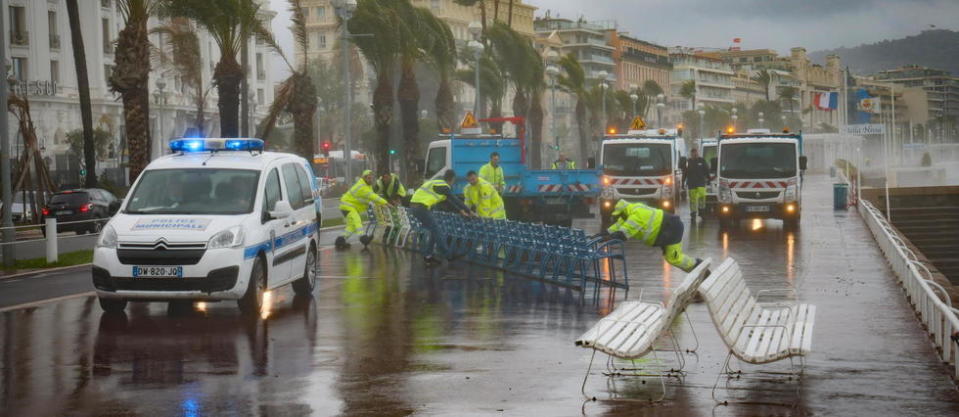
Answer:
[109, 200, 121, 214]
[587, 157, 596, 169]
[799, 156, 808, 171]
[269, 200, 294, 220]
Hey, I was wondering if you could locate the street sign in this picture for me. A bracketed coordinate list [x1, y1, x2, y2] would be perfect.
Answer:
[843, 124, 885, 135]
[629, 116, 647, 130]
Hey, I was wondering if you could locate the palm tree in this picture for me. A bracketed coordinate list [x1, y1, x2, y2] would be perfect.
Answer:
[488, 22, 546, 167]
[164, 0, 272, 138]
[418, 10, 458, 134]
[152, 18, 210, 135]
[556, 53, 590, 162]
[349, 0, 404, 172]
[779, 86, 798, 114]
[455, 50, 505, 130]
[679, 80, 696, 112]
[752, 68, 772, 101]
[641, 80, 662, 119]
[66, 0, 97, 187]
[256, 0, 316, 161]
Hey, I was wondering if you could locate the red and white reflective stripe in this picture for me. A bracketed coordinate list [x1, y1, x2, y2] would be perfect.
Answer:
[568, 184, 590, 192]
[506, 185, 522, 193]
[608, 177, 665, 185]
[538, 184, 564, 192]
[728, 181, 790, 189]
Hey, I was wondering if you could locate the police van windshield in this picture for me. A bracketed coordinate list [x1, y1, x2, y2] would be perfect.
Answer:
[603, 143, 671, 176]
[720, 143, 797, 179]
[126, 169, 260, 215]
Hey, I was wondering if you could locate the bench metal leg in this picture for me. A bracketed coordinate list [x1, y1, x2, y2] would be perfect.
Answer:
[711, 350, 806, 407]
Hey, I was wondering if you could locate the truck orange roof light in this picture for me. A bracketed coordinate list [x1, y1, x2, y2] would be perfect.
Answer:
[607, 127, 617, 135]
[726, 126, 735, 134]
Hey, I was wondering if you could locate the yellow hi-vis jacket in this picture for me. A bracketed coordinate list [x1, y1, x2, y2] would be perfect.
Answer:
[410, 179, 450, 209]
[339, 178, 387, 212]
[607, 201, 664, 246]
[374, 173, 407, 199]
[478, 163, 505, 192]
[464, 177, 506, 219]
[551, 159, 577, 169]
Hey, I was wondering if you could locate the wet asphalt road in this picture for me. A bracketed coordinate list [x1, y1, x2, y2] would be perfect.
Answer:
[2, 175, 959, 416]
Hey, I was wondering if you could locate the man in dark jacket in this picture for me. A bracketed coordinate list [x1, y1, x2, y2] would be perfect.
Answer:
[684, 147, 711, 222]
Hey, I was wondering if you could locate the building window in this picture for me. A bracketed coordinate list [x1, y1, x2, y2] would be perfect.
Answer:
[319, 34, 327, 49]
[11, 58, 27, 83]
[316, 6, 325, 19]
[302, 7, 309, 17]
[50, 60, 59, 84]
[431, 0, 440, 10]
[10, 6, 28, 45]
[105, 65, 114, 83]
[256, 53, 264, 80]
[48, 11, 60, 49]
[257, 88, 265, 105]
[102, 18, 112, 52]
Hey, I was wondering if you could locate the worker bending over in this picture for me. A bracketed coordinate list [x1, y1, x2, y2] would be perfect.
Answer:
[464, 171, 506, 219]
[409, 169, 473, 265]
[373, 169, 407, 205]
[337, 170, 390, 249]
[479, 152, 505, 194]
[602, 199, 703, 273]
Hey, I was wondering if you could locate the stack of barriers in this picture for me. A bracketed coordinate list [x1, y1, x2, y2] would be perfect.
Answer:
[367, 205, 629, 302]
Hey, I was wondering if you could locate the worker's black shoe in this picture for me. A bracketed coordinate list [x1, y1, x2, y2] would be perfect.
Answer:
[335, 236, 351, 250]
[359, 235, 373, 247]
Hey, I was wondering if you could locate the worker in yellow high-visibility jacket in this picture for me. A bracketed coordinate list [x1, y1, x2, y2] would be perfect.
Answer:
[464, 171, 506, 219]
[602, 199, 703, 273]
[409, 169, 474, 265]
[373, 170, 407, 205]
[478, 152, 505, 194]
[337, 170, 390, 249]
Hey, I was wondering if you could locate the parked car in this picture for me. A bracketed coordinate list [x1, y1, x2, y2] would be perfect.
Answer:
[42, 188, 121, 235]
[0, 191, 51, 223]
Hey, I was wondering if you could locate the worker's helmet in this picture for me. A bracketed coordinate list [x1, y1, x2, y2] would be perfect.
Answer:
[362, 169, 373, 177]
[611, 200, 629, 217]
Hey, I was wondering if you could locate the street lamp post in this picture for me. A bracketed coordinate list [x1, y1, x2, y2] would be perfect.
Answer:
[758, 111, 765, 129]
[599, 71, 608, 135]
[655, 93, 665, 129]
[546, 62, 560, 156]
[468, 21, 483, 118]
[334, 0, 357, 180]
[630, 92, 639, 118]
[154, 79, 166, 160]
[697, 106, 705, 138]
[731, 107, 738, 131]
[781, 114, 787, 129]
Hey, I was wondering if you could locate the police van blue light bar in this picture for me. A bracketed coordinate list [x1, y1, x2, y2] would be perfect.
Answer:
[169, 138, 265, 153]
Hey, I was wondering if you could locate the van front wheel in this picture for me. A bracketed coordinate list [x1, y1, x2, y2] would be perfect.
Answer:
[238, 257, 266, 315]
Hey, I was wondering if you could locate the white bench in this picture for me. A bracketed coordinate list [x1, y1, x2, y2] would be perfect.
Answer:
[575, 258, 712, 401]
[698, 258, 816, 402]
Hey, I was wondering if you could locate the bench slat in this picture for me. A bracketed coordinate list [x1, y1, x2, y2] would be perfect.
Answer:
[605, 305, 663, 352]
[592, 303, 659, 348]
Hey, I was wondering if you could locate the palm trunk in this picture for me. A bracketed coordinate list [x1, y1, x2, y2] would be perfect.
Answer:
[214, 57, 244, 137]
[398, 62, 420, 182]
[575, 99, 589, 165]
[479, 0, 487, 32]
[372, 72, 393, 173]
[528, 90, 544, 169]
[435, 74, 455, 132]
[507, 0, 514, 27]
[290, 74, 318, 161]
[493, 0, 499, 22]
[489, 98, 503, 134]
[67, 0, 98, 187]
[195, 84, 205, 134]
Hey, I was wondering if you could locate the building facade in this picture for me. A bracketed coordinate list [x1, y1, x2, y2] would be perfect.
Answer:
[608, 32, 670, 93]
[874, 65, 959, 134]
[669, 48, 735, 113]
[4, 0, 276, 186]
[534, 17, 616, 84]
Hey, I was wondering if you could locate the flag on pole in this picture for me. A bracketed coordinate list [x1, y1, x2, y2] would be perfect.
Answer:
[858, 96, 881, 114]
[813, 92, 838, 111]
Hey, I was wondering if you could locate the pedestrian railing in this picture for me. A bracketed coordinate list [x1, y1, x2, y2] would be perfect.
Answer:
[367, 206, 629, 301]
[859, 200, 959, 380]
[0, 217, 109, 263]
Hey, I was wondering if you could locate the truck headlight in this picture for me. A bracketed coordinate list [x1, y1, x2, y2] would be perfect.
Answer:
[784, 185, 797, 202]
[96, 225, 117, 249]
[719, 184, 731, 203]
[208, 226, 245, 249]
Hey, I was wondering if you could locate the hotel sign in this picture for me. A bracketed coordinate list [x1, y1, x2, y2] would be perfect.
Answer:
[843, 123, 885, 135]
[11, 80, 58, 97]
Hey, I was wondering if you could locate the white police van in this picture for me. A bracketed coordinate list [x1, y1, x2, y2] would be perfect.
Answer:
[92, 138, 322, 314]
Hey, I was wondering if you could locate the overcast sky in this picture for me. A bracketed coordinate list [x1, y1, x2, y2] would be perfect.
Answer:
[268, 0, 959, 78]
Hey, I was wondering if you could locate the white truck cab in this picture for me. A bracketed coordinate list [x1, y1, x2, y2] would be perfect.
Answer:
[599, 129, 681, 226]
[92, 138, 321, 314]
[716, 132, 807, 229]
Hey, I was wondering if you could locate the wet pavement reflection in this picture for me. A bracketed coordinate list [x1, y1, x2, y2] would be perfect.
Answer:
[2, 175, 959, 416]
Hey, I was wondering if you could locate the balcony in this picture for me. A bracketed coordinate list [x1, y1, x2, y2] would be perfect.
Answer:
[581, 54, 614, 65]
[101, 0, 111, 8]
[10, 31, 28, 47]
[49, 34, 60, 50]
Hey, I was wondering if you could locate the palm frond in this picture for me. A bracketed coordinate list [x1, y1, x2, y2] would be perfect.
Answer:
[257, 77, 296, 139]
[286, 0, 309, 71]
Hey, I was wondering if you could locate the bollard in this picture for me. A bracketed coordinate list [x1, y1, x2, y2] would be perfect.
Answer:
[45, 217, 58, 263]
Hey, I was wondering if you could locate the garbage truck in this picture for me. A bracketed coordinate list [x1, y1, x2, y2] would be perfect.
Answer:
[715, 130, 807, 229]
[422, 116, 601, 226]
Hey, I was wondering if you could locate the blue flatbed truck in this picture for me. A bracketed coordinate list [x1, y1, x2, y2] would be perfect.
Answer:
[422, 132, 601, 226]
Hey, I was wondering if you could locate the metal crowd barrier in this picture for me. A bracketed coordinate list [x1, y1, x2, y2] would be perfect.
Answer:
[366, 206, 629, 302]
[859, 200, 959, 380]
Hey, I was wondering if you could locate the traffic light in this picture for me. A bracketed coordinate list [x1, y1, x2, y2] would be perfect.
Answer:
[389, 149, 396, 155]
[321, 141, 331, 155]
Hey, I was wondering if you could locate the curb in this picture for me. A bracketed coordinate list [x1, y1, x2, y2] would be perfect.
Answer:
[0, 263, 92, 281]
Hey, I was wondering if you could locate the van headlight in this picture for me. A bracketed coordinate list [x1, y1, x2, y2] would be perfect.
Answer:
[784, 185, 797, 202]
[208, 226, 245, 249]
[96, 225, 117, 249]
[719, 184, 731, 203]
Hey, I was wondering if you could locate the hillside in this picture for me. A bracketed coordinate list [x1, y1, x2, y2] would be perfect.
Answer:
[810, 29, 959, 75]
